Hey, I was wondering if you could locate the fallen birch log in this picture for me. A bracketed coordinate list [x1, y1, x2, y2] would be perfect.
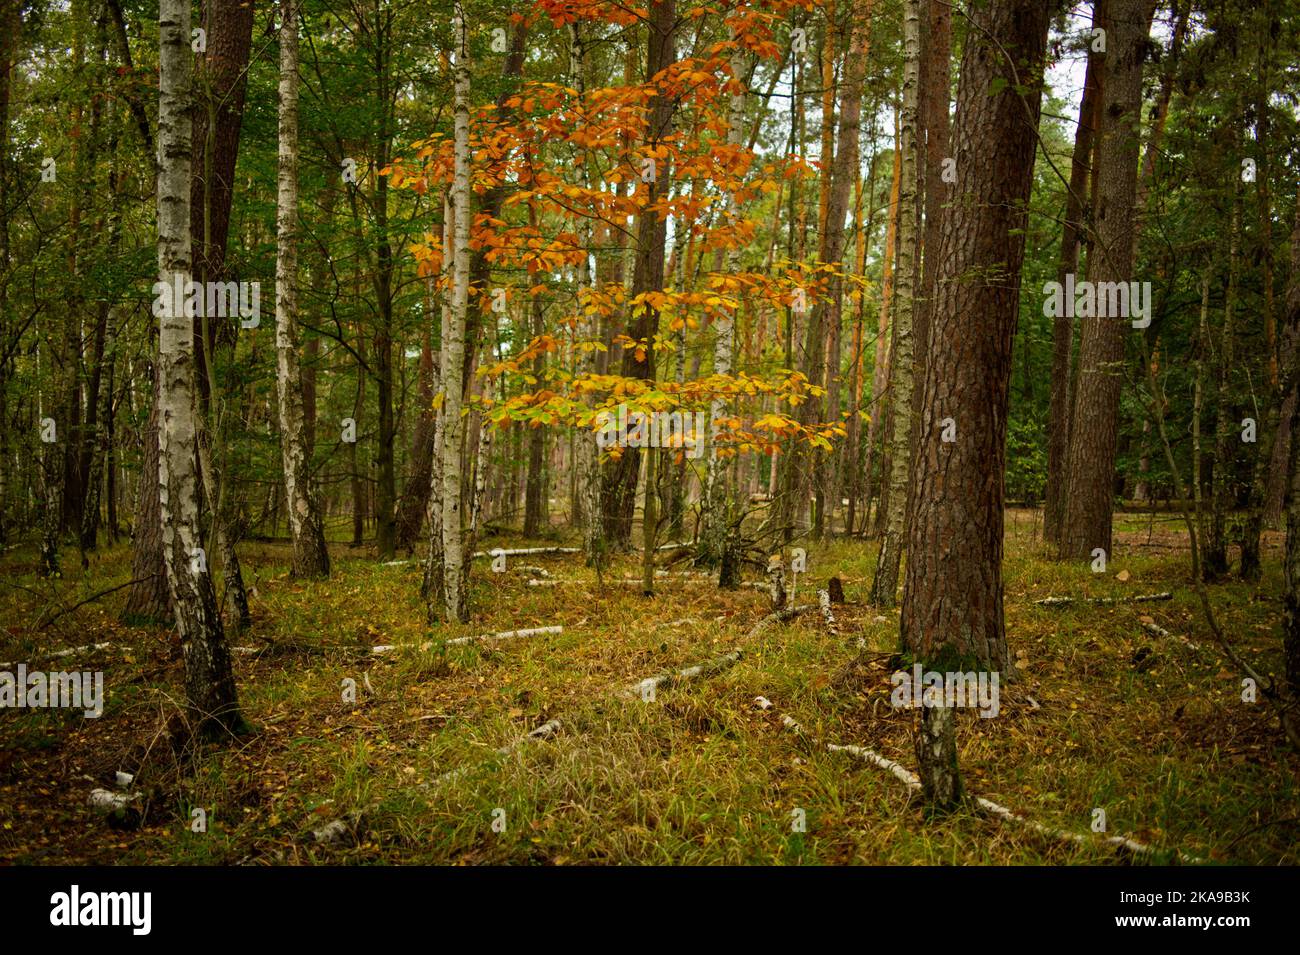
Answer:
[818, 589, 839, 636]
[748, 603, 815, 639]
[1, 642, 113, 669]
[1140, 618, 1202, 653]
[321, 603, 817, 841]
[760, 700, 1202, 864]
[444, 625, 563, 647]
[622, 649, 744, 700]
[473, 546, 580, 559]
[1034, 592, 1172, 607]
[374, 625, 565, 655]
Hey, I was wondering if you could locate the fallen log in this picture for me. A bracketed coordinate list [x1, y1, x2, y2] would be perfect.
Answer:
[0, 642, 113, 669]
[817, 589, 839, 636]
[759, 699, 1203, 864]
[1034, 592, 1172, 607]
[374, 625, 566, 655]
[473, 546, 581, 558]
[623, 650, 743, 701]
[445, 625, 563, 647]
[1140, 618, 1202, 653]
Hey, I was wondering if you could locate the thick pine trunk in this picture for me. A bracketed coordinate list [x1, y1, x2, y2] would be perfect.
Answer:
[1060, 0, 1154, 560]
[913, 0, 949, 444]
[901, 0, 1050, 808]
[1044, 0, 1104, 546]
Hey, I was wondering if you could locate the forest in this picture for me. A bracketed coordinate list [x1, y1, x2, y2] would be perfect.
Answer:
[0, 0, 1297, 870]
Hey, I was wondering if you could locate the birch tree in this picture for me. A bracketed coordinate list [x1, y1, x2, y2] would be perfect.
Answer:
[157, 0, 241, 736]
[439, 2, 472, 623]
[274, 0, 330, 579]
[700, 32, 748, 567]
[568, 22, 606, 570]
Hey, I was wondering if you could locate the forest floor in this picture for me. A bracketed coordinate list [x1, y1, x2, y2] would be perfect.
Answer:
[1, 507, 1296, 865]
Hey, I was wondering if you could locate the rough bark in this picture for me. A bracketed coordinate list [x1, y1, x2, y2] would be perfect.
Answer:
[901, 0, 1051, 807]
[1060, 0, 1154, 560]
[600, 0, 676, 550]
[869, 0, 920, 608]
[1206, 182, 1242, 579]
[1044, 0, 1104, 545]
[122, 362, 171, 625]
[913, 0, 950, 456]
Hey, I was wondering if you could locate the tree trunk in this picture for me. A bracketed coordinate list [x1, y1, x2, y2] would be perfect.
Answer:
[1044, 0, 1104, 545]
[913, 0, 950, 441]
[523, 296, 548, 537]
[699, 35, 748, 564]
[1282, 191, 1300, 695]
[861, 109, 901, 536]
[819, 2, 874, 541]
[157, 0, 241, 737]
[395, 290, 436, 551]
[274, 0, 329, 579]
[1206, 181, 1243, 579]
[439, 3, 472, 623]
[1240, 72, 1279, 581]
[601, 0, 676, 551]
[869, 0, 920, 608]
[1060, 0, 1154, 561]
[902, 0, 1050, 809]
[122, 366, 171, 625]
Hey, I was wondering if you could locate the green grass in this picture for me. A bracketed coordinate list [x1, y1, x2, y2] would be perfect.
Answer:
[0, 512, 1295, 865]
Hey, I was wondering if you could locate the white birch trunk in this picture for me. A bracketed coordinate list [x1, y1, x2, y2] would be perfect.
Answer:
[157, 0, 240, 734]
[439, 4, 472, 623]
[568, 24, 605, 567]
[700, 40, 747, 563]
[275, 0, 330, 579]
